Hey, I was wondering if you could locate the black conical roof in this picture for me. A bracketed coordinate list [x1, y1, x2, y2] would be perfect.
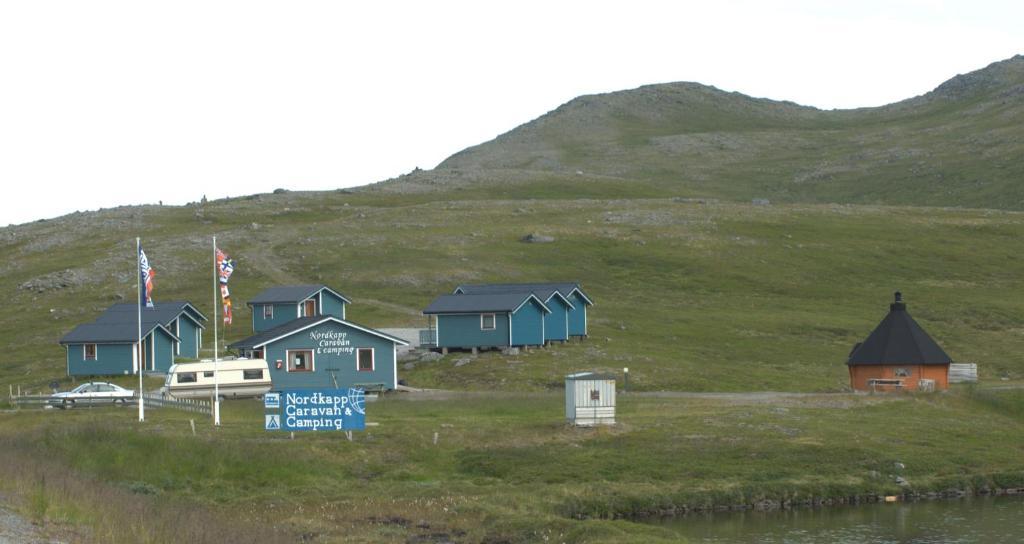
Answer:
[847, 293, 953, 366]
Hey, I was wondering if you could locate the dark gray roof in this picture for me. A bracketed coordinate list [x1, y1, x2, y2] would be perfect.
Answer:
[60, 321, 176, 344]
[95, 301, 207, 329]
[847, 295, 953, 366]
[424, 293, 550, 315]
[247, 284, 352, 305]
[454, 282, 592, 305]
[228, 316, 407, 350]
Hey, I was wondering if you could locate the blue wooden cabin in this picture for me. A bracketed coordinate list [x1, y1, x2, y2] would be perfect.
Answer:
[454, 282, 593, 339]
[59, 301, 208, 376]
[423, 293, 550, 350]
[93, 301, 208, 359]
[229, 316, 407, 391]
[247, 284, 351, 333]
[60, 319, 178, 376]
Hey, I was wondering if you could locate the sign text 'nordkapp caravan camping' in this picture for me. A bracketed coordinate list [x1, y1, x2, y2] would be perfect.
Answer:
[264, 389, 366, 432]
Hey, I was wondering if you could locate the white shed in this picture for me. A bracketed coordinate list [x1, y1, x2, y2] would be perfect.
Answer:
[565, 372, 616, 426]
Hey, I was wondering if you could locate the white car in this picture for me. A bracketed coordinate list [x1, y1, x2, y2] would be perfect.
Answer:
[49, 382, 135, 409]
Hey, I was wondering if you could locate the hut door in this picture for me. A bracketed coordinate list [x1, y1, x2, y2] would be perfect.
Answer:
[304, 300, 316, 317]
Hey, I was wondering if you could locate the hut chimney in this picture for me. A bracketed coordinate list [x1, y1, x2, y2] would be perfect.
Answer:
[891, 291, 906, 311]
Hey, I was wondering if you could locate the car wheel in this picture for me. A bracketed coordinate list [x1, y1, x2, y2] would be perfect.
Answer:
[114, 398, 125, 406]
[63, 399, 74, 409]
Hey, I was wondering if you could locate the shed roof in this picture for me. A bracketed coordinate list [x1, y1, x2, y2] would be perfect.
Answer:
[60, 320, 177, 344]
[228, 316, 408, 350]
[95, 301, 207, 329]
[847, 293, 953, 366]
[566, 371, 617, 381]
[247, 284, 352, 305]
[423, 293, 551, 315]
[454, 282, 593, 306]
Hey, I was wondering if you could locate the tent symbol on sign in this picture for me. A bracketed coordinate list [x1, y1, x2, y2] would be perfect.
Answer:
[265, 414, 281, 431]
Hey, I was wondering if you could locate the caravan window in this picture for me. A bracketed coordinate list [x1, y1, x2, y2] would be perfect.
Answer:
[243, 369, 263, 380]
[204, 371, 215, 378]
[177, 372, 197, 384]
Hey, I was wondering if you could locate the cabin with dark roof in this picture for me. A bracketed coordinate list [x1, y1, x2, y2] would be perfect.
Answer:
[59, 301, 207, 376]
[93, 301, 208, 359]
[247, 284, 351, 333]
[229, 316, 407, 390]
[454, 282, 593, 338]
[847, 292, 952, 392]
[423, 293, 550, 351]
[60, 319, 178, 376]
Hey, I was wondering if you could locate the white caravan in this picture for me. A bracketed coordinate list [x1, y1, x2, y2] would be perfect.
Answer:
[162, 359, 272, 400]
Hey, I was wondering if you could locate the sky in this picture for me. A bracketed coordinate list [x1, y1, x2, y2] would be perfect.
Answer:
[0, 0, 1020, 226]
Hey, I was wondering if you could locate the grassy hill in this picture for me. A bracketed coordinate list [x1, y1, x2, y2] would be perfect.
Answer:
[389, 55, 1024, 210]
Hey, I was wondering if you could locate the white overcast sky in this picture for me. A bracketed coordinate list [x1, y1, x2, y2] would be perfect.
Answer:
[0, 1, 1020, 225]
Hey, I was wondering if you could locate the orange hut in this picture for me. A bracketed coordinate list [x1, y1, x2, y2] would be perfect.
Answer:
[847, 292, 952, 392]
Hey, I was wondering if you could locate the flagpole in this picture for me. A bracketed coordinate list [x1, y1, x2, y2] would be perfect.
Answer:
[137, 237, 145, 422]
[213, 236, 221, 426]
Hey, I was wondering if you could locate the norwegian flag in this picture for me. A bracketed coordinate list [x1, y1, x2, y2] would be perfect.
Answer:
[139, 246, 155, 308]
[217, 249, 234, 325]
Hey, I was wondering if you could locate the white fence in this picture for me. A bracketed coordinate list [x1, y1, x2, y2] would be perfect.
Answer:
[140, 392, 212, 415]
[949, 363, 978, 383]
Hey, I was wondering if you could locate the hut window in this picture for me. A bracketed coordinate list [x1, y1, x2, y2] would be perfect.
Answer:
[357, 348, 374, 372]
[287, 350, 314, 372]
[481, 314, 496, 330]
[263, 305, 274, 319]
[243, 369, 264, 380]
[177, 372, 197, 383]
[590, 390, 600, 401]
[894, 367, 911, 377]
[83, 344, 97, 361]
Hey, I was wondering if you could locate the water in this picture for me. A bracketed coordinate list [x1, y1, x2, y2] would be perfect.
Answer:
[646, 496, 1024, 543]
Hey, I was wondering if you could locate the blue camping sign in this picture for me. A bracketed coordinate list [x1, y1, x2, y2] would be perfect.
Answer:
[265, 388, 366, 431]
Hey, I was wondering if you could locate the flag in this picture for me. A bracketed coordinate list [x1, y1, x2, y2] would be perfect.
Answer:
[217, 249, 234, 325]
[139, 245, 155, 308]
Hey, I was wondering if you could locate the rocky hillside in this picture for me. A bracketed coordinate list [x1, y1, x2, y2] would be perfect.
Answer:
[410, 55, 1024, 209]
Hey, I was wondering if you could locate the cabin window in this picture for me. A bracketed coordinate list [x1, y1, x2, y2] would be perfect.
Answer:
[894, 367, 911, 378]
[83, 344, 97, 361]
[263, 305, 274, 319]
[590, 390, 600, 401]
[204, 371, 215, 378]
[253, 348, 264, 360]
[287, 350, 314, 372]
[243, 369, 264, 380]
[357, 348, 374, 372]
[177, 372, 197, 383]
[480, 313, 496, 330]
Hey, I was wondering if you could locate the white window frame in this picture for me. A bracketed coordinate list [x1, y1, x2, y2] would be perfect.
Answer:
[480, 313, 496, 331]
[263, 305, 274, 320]
[285, 349, 315, 372]
[357, 348, 374, 372]
[83, 344, 97, 361]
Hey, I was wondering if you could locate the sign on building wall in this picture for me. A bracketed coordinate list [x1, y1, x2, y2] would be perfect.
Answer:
[264, 388, 365, 431]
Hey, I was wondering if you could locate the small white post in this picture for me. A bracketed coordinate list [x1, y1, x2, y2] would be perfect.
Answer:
[189, 419, 196, 436]
[433, 432, 439, 445]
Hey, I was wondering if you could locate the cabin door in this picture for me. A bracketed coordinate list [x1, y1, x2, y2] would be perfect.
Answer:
[304, 300, 316, 317]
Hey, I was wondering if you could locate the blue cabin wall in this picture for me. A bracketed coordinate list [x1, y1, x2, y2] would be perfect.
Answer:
[510, 300, 546, 346]
[176, 317, 201, 359]
[566, 292, 589, 337]
[143, 328, 176, 372]
[262, 321, 396, 390]
[252, 303, 300, 333]
[436, 313, 511, 348]
[66, 343, 135, 376]
[320, 291, 347, 319]
[543, 297, 570, 342]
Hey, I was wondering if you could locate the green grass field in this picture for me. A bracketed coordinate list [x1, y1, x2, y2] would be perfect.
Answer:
[2, 388, 1023, 542]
